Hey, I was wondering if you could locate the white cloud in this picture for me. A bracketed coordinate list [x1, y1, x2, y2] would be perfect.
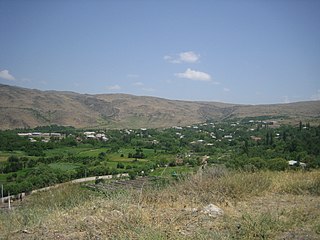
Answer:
[163, 55, 180, 64]
[106, 84, 121, 90]
[175, 68, 211, 81]
[163, 55, 172, 61]
[179, 51, 200, 63]
[164, 51, 200, 64]
[0, 69, 15, 80]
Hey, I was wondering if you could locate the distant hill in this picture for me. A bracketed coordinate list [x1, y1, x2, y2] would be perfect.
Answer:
[0, 84, 319, 129]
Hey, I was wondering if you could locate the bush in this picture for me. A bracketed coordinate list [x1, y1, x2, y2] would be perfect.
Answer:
[266, 158, 288, 171]
[95, 177, 105, 184]
[98, 152, 106, 160]
[128, 171, 137, 180]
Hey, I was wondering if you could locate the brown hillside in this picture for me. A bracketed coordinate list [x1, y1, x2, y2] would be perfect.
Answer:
[0, 84, 319, 129]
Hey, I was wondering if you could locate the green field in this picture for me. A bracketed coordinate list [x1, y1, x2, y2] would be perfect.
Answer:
[49, 162, 81, 171]
[76, 147, 170, 163]
[76, 148, 108, 157]
[0, 151, 25, 162]
[0, 174, 7, 183]
[44, 146, 94, 157]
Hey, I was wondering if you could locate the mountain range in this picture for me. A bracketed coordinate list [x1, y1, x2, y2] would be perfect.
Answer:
[0, 84, 319, 130]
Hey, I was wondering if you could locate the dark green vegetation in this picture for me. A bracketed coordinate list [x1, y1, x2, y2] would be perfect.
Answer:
[1, 120, 320, 197]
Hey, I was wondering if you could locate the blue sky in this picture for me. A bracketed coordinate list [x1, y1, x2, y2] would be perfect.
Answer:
[0, 0, 319, 104]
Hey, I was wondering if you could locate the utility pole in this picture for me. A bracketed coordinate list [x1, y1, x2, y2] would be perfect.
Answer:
[1, 184, 3, 204]
[8, 192, 11, 210]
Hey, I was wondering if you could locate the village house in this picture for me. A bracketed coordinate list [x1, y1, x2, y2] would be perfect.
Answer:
[251, 136, 262, 142]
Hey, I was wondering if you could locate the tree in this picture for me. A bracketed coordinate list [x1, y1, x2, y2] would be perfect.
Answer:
[282, 131, 287, 142]
[3, 156, 23, 173]
[117, 162, 125, 169]
[267, 158, 288, 171]
[265, 132, 269, 145]
[242, 140, 249, 155]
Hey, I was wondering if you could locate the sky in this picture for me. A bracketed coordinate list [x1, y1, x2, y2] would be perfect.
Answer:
[0, 0, 320, 104]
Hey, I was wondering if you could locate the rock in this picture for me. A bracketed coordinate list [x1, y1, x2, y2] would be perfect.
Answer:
[22, 229, 32, 234]
[201, 204, 224, 217]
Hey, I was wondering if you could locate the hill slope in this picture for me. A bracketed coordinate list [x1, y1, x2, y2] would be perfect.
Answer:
[0, 84, 319, 129]
[1, 169, 320, 239]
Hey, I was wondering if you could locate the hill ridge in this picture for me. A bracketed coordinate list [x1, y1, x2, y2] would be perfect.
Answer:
[0, 83, 319, 129]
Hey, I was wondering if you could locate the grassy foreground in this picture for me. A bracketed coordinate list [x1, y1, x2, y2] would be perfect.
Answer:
[1, 168, 320, 240]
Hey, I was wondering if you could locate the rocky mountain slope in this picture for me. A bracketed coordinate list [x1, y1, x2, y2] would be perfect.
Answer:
[0, 84, 319, 129]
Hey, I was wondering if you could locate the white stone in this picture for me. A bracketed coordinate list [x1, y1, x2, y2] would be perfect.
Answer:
[201, 204, 224, 217]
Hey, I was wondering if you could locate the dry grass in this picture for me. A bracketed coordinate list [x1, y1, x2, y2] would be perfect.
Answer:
[1, 168, 320, 239]
[1, 84, 320, 129]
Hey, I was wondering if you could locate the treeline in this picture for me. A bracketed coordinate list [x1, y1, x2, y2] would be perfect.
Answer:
[1, 122, 320, 164]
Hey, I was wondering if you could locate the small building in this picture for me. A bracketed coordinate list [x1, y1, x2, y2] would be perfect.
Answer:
[251, 136, 262, 142]
[86, 135, 96, 139]
[224, 135, 233, 139]
[51, 133, 62, 137]
[84, 131, 96, 136]
[288, 160, 306, 168]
